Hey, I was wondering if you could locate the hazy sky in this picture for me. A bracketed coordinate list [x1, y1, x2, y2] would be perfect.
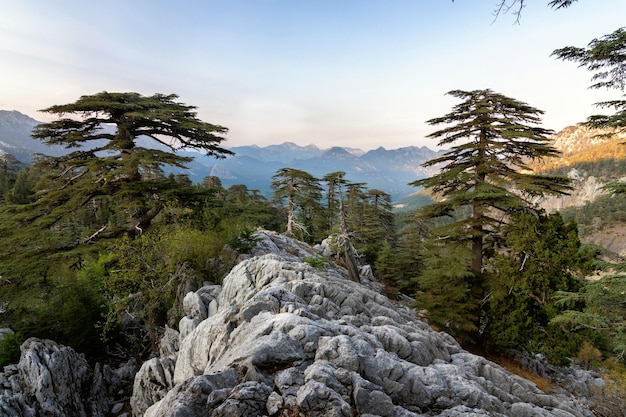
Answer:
[1, 1, 624, 150]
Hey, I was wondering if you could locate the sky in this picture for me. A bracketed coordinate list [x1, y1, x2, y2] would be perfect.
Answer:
[1, 1, 625, 151]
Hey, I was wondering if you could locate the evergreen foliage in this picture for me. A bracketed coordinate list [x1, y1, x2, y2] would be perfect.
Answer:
[552, 27, 626, 129]
[375, 217, 426, 295]
[552, 273, 626, 360]
[27, 91, 232, 239]
[485, 211, 593, 363]
[415, 240, 479, 338]
[271, 167, 324, 242]
[0, 154, 22, 202]
[411, 89, 572, 341]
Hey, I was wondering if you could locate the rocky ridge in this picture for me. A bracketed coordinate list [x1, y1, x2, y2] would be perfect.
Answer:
[133, 231, 596, 417]
[0, 231, 601, 416]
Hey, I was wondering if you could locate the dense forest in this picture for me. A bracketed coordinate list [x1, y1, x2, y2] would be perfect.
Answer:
[1, 17, 626, 413]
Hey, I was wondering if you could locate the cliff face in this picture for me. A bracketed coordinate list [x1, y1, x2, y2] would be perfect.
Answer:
[535, 169, 608, 212]
[532, 125, 626, 213]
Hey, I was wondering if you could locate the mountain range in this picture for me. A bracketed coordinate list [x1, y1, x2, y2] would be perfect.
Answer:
[4, 110, 626, 205]
[0, 110, 443, 200]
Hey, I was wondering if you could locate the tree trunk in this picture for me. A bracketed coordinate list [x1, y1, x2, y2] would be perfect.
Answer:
[286, 198, 295, 236]
[338, 187, 360, 282]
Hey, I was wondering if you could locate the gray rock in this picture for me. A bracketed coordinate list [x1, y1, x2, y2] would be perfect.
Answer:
[183, 291, 208, 320]
[0, 338, 91, 417]
[0, 339, 137, 417]
[134, 230, 596, 417]
[0, 328, 13, 341]
[266, 391, 283, 415]
[143, 369, 237, 417]
[211, 381, 273, 417]
[159, 325, 180, 359]
[131, 357, 175, 417]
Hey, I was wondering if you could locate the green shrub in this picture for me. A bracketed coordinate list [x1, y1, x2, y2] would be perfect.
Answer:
[304, 255, 326, 270]
[0, 331, 23, 367]
[12, 262, 108, 359]
[228, 227, 262, 254]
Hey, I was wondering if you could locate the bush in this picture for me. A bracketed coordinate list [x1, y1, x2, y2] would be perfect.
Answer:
[577, 341, 603, 370]
[12, 263, 107, 359]
[227, 227, 262, 254]
[0, 331, 22, 367]
[304, 255, 326, 270]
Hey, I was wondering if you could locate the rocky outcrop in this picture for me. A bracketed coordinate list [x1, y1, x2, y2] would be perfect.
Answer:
[0, 338, 137, 417]
[536, 168, 608, 212]
[133, 230, 595, 417]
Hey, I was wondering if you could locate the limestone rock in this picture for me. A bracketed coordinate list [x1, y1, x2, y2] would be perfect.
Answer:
[0, 338, 90, 417]
[134, 230, 595, 417]
[130, 357, 175, 417]
[0, 338, 137, 417]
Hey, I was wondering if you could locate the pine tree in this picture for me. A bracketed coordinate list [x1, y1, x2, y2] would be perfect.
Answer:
[412, 89, 572, 340]
[271, 168, 323, 241]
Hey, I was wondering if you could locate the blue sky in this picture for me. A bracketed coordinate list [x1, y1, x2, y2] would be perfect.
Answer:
[1, 1, 625, 150]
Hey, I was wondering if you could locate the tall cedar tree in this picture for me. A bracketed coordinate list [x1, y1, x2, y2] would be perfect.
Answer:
[412, 89, 571, 337]
[322, 171, 347, 234]
[29, 92, 232, 239]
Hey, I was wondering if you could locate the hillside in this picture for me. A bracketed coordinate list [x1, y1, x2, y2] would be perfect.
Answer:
[532, 124, 626, 213]
[534, 124, 626, 173]
[530, 125, 626, 256]
[0, 110, 67, 163]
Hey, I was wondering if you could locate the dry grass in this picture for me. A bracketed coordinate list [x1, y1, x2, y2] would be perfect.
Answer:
[485, 354, 553, 393]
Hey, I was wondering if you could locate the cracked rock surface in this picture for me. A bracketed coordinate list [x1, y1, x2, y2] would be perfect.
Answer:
[134, 231, 594, 417]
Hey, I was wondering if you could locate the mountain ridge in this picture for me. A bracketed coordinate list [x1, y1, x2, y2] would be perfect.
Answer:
[4, 110, 625, 202]
[0, 110, 443, 200]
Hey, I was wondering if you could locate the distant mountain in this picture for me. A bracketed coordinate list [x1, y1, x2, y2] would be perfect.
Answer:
[184, 142, 444, 200]
[229, 142, 324, 163]
[0, 110, 67, 163]
[0, 110, 443, 200]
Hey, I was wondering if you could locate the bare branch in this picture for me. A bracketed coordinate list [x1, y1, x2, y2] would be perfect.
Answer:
[491, 0, 578, 23]
[83, 225, 107, 244]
